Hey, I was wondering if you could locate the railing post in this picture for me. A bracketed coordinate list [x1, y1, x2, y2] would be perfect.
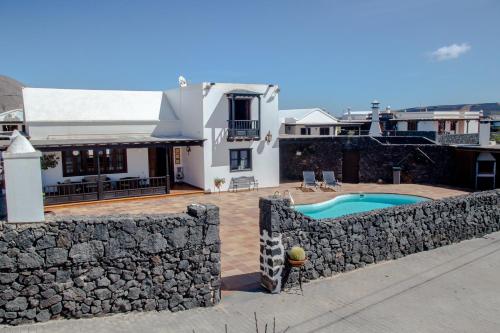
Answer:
[96, 149, 103, 200]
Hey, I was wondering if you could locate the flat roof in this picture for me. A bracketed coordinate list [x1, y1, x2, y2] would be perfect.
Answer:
[0, 135, 204, 151]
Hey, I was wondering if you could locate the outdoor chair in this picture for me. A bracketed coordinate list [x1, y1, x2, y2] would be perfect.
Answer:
[322, 171, 342, 190]
[302, 171, 319, 189]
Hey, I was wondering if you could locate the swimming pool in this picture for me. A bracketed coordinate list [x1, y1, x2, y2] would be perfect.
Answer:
[295, 193, 429, 219]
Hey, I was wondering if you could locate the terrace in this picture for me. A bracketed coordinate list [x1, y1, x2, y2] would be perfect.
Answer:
[45, 182, 469, 292]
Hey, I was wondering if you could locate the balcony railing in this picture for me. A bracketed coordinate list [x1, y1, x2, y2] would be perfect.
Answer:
[43, 176, 169, 205]
[227, 120, 260, 141]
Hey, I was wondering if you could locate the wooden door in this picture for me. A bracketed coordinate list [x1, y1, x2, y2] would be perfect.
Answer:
[342, 151, 360, 183]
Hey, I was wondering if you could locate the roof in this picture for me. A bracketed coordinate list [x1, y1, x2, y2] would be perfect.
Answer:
[0, 135, 204, 151]
[280, 108, 338, 125]
[0, 75, 25, 114]
[23, 88, 179, 122]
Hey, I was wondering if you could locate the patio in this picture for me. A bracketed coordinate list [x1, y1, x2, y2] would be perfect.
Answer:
[45, 182, 470, 293]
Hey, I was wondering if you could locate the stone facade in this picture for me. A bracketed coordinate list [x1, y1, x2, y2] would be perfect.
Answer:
[259, 190, 500, 293]
[279, 136, 456, 184]
[437, 133, 479, 145]
[0, 204, 221, 325]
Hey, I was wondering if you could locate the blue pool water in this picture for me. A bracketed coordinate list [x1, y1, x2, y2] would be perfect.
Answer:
[295, 193, 428, 219]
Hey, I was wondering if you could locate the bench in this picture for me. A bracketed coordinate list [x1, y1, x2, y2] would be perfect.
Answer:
[229, 176, 258, 192]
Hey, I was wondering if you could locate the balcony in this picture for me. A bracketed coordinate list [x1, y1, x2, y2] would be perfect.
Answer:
[227, 120, 260, 141]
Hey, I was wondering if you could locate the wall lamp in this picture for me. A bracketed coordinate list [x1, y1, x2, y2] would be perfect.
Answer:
[186, 146, 191, 155]
[265, 131, 273, 143]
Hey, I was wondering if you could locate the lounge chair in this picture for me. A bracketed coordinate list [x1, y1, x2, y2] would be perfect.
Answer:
[302, 171, 319, 189]
[322, 171, 342, 190]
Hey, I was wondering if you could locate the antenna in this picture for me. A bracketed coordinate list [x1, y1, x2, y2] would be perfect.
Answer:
[178, 75, 187, 88]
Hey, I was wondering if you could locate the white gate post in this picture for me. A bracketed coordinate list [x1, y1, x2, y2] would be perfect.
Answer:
[2, 132, 45, 223]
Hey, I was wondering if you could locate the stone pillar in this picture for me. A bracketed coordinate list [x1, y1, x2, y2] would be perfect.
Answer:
[259, 197, 287, 293]
[479, 120, 491, 146]
[2, 133, 45, 223]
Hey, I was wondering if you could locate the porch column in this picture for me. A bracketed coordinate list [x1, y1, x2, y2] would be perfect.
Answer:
[96, 149, 103, 200]
[165, 145, 170, 194]
[257, 96, 261, 139]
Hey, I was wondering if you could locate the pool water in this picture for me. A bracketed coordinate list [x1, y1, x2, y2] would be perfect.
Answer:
[295, 193, 428, 219]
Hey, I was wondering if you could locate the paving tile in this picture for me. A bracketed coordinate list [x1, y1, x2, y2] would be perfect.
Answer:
[46, 182, 469, 291]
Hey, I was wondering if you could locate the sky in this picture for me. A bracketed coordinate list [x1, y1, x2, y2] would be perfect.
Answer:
[1, 0, 499, 115]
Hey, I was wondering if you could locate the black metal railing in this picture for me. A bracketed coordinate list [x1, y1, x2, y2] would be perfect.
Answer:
[227, 120, 260, 140]
[43, 176, 169, 205]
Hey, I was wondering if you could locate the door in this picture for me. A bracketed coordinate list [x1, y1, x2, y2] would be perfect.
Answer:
[148, 147, 167, 177]
[342, 151, 360, 183]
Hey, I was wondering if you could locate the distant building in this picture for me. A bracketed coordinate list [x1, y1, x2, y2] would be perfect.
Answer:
[279, 108, 340, 136]
[0, 75, 25, 133]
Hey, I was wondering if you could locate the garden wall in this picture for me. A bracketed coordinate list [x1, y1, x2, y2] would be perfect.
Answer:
[279, 136, 456, 185]
[437, 133, 479, 145]
[259, 190, 500, 293]
[0, 204, 221, 325]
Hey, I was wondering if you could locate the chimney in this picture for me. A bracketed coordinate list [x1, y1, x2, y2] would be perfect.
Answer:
[479, 120, 491, 146]
[369, 99, 382, 136]
[347, 107, 352, 121]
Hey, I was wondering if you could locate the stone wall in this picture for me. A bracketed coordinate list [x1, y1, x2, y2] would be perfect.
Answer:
[437, 133, 479, 145]
[259, 191, 500, 293]
[279, 136, 456, 185]
[0, 204, 221, 325]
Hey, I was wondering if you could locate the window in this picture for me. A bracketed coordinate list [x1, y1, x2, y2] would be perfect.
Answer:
[230, 149, 252, 171]
[438, 120, 446, 134]
[407, 121, 418, 131]
[2, 124, 19, 132]
[319, 127, 330, 135]
[229, 98, 251, 121]
[62, 148, 127, 177]
[285, 125, 293, 134]
[450, 120, 457, 132]
[300, 127, 311, 135]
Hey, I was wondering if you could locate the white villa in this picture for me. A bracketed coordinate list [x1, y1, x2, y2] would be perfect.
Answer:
[280, 108, 340, 136]
[394, 110, 480, 134]
[17, 82, 280, 204]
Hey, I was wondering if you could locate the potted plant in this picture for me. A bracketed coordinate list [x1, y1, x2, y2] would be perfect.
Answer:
[287, 246, 306, 267]
[213, 177, 225, 194]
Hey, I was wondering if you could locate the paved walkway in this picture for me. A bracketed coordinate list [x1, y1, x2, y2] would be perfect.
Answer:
[46, 183, 469, 292]
[5, 231, 500, 333]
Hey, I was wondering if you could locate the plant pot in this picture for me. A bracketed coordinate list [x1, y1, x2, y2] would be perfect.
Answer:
[288, 258, 306, 267]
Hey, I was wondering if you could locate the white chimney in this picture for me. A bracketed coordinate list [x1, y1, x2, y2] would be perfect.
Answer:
[369, 99, 382, 136]
[479, 120, 491, 146]
[347, 107, 352, 121]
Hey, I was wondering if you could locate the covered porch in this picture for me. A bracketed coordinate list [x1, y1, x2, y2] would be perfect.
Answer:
[33, 136, 204, 205]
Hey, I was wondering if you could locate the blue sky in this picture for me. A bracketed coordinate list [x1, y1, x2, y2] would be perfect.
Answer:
[1, 0, 499, 115]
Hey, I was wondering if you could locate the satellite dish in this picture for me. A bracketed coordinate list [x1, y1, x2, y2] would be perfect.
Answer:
[178, 75, 187, 87]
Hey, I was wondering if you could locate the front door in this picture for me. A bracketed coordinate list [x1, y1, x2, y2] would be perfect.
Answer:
[342, 151, 360, 183]
[148, 147, 175, 187]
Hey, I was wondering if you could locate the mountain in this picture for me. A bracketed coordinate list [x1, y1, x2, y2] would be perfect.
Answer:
[400, 103, 500, 118]
[0, 75, 25, 114]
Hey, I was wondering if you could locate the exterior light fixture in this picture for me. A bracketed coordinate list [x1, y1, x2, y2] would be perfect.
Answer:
[186, 146, 191, 154]
[72, 150, 79, 156]
[265, 131, 273, 143]
[296, 151, 302, 156]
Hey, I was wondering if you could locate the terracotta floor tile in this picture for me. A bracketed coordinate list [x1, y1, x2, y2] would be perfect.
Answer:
[47, 182, 469, 292]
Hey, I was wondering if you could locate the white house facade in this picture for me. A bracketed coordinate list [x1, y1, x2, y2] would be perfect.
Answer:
[19, 82, 280, 204]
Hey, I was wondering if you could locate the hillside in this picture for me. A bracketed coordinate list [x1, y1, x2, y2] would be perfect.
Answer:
[0, 75, 25, 113]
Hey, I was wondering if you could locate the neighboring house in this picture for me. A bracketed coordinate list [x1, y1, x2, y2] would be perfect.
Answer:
[15, 82, 279, 204]
[279, 108, 340, 136]
[394, 110, 481, 134]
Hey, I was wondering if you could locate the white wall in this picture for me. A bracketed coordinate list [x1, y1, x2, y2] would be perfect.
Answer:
[200, 83, 280, 192]
[397, 121, 408, 131]
[467, 120, 479, 134]
[181, 146, 205, 189]
[418, 121, 437, 131]
[41, 148, 149, 185]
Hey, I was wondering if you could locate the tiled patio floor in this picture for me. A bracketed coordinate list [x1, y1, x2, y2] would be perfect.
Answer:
[46, 182, 470, 293]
